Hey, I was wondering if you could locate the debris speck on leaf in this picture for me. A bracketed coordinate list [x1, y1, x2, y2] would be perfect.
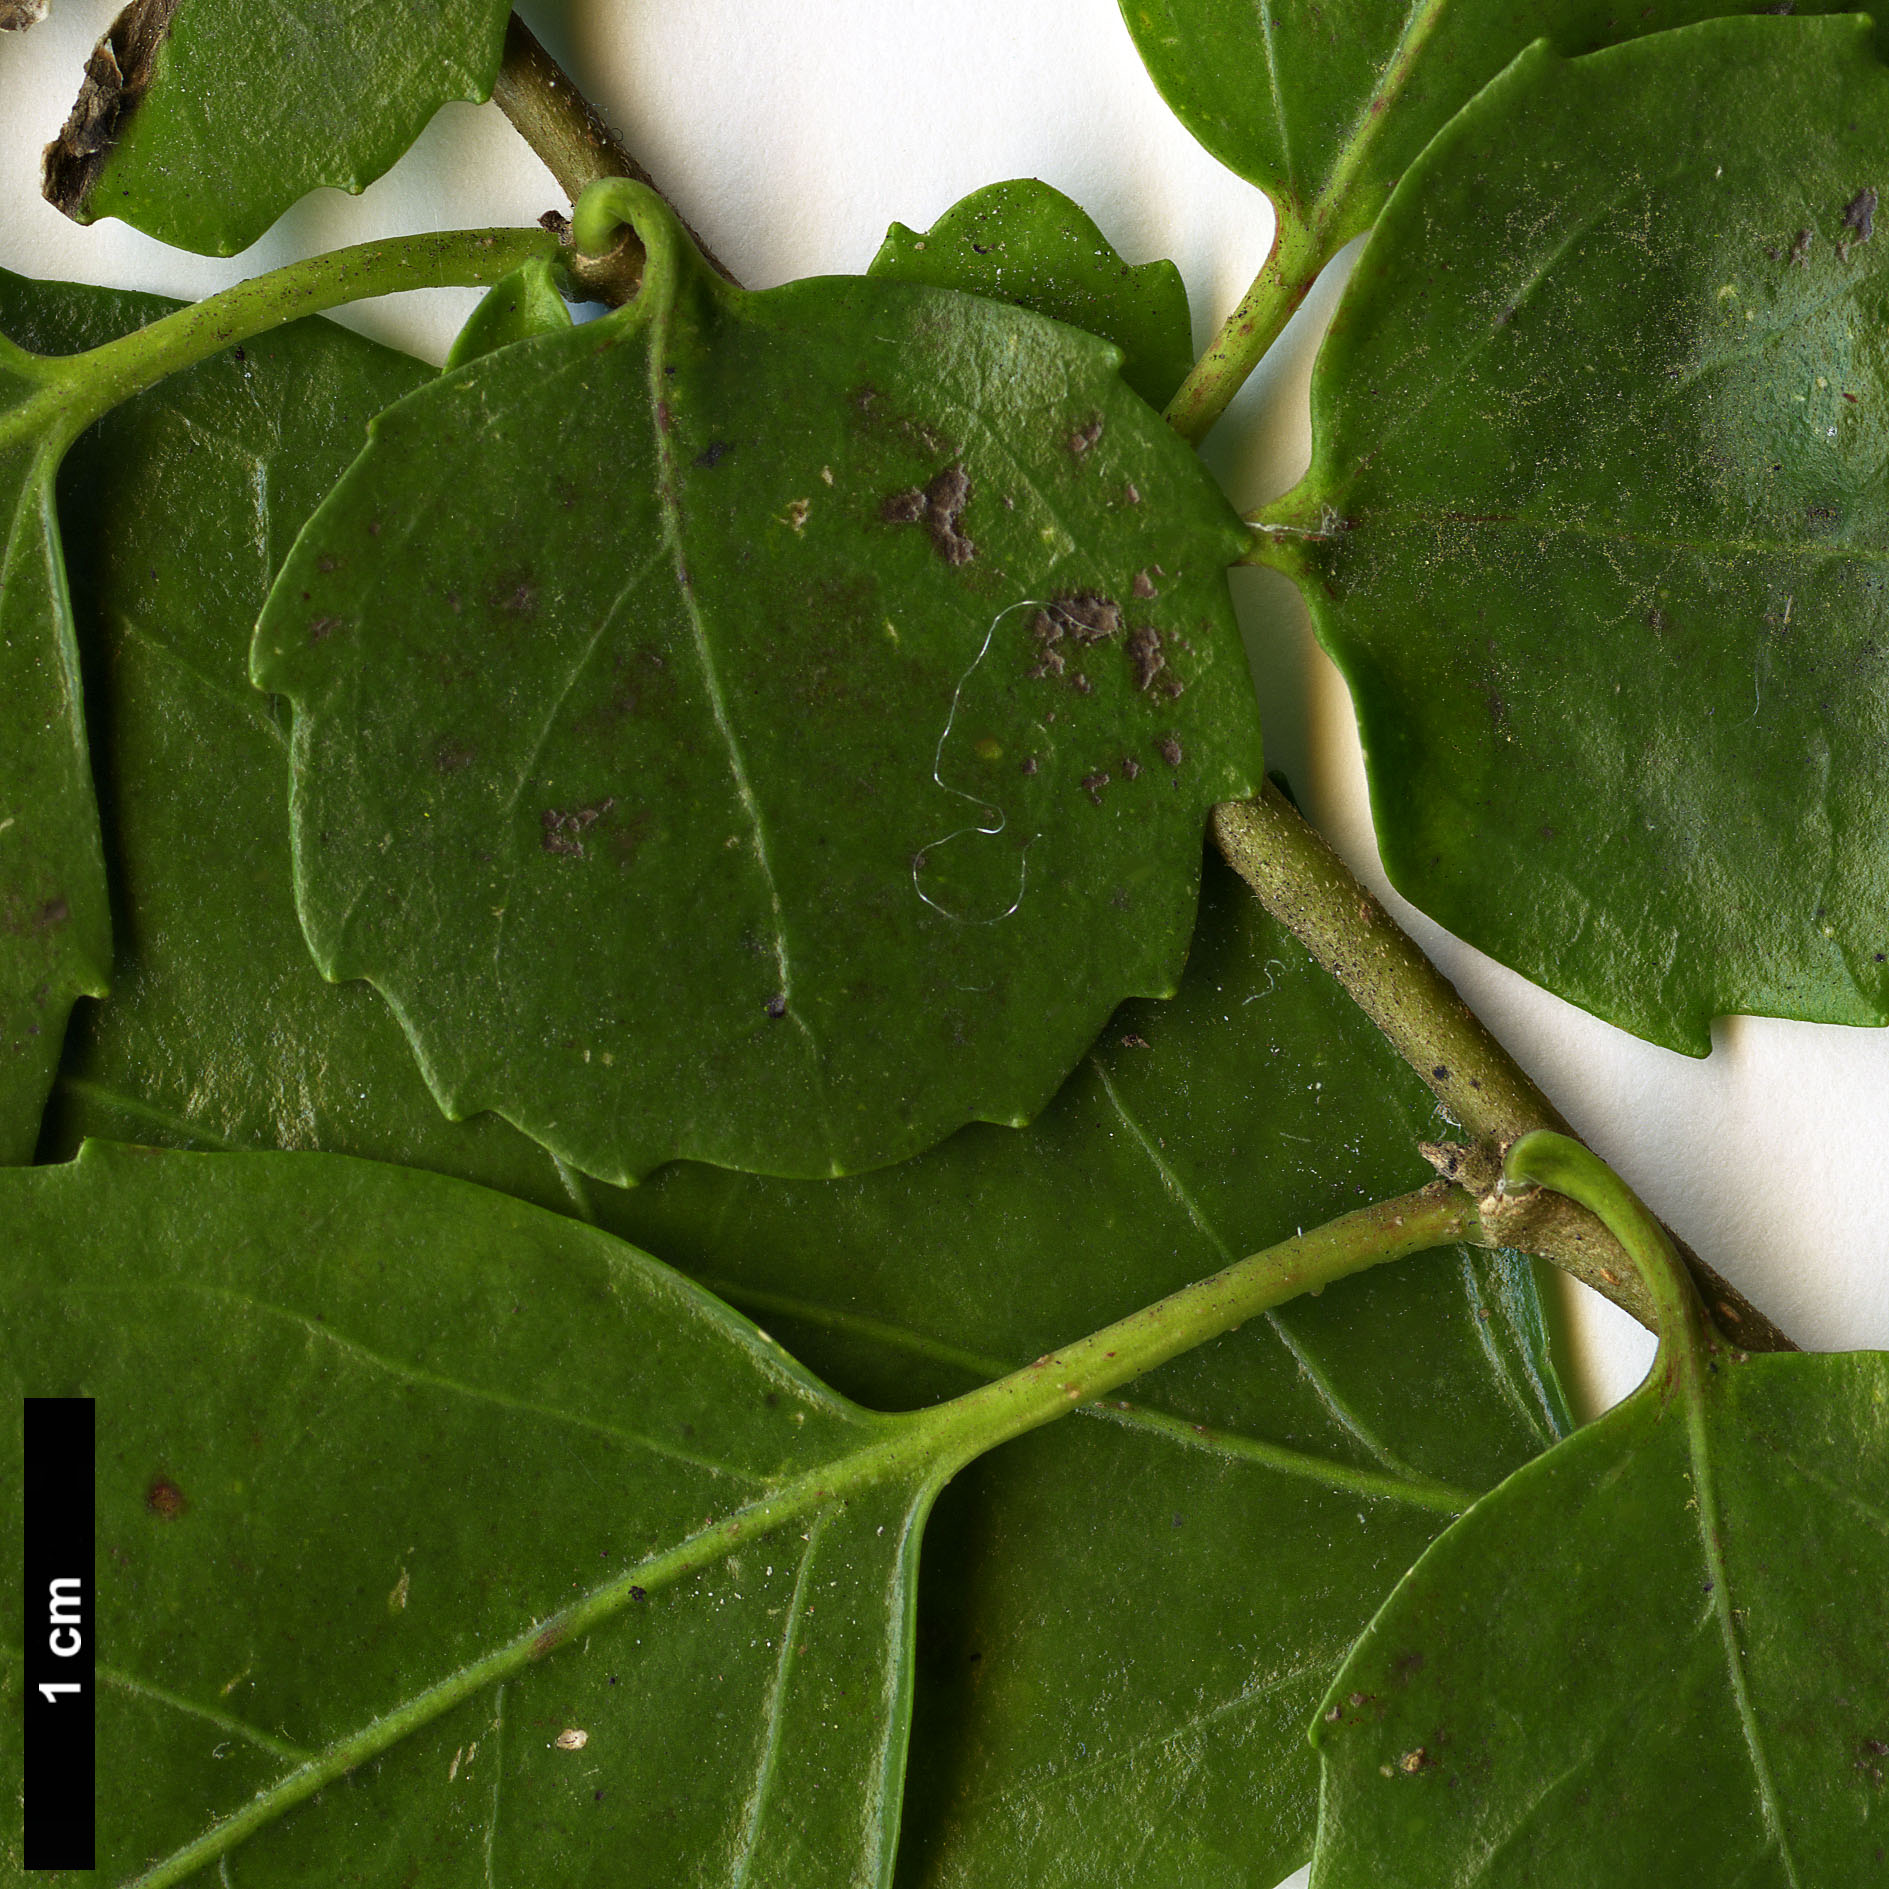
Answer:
[1840, 187, 1877, 263]
[1126, 624, 1166, 692]
[541, 799, 617, 859]
[1067, 415, 1104, 455]
[881, 463, 976, 564]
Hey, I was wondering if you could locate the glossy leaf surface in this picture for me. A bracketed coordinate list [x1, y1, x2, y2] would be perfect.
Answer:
[1266, 20, 1889, 1052]
[43, 0, 512, 256]
[1311, 1342, 1889, 1885]
[444, 256, 574, 372]
[607, 856, 1570, 1889]
[1, 1141, 941, 1885]
[1117, 0, 1846, 262]
[868, 178, 1194, 408]
[255, 193, 1263, 1184]
[0, 279, 112, 1161]
[40, 242, 1561, 1885]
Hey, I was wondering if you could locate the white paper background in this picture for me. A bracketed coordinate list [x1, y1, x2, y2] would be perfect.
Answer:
[6, 6, 1888, 1883]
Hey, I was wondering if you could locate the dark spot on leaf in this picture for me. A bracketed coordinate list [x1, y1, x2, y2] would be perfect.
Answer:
[1133, 569, 1158, 599]
[1051, 593, 1122, 643]
[607, 808, 656, 866]
[1432, 1065, 1449, 1081]
[541, 798, 617, 859]
[1072, 672, 1093, 694]
[1790, 228, 1813, 267]
[1082, 769, 1110, 803]
[1123, 482, 1141, 504]
[1121, 1034, 1150, 1049]
[491, 577, 537, 618]
[1067, 415, 1104, 455]
[655, 399, 672, 432]
[434, 741, 475, 774]
[1126, 624, 1166, 692]
[764, 994, 787, 1019]
[1020, 756, 1038, 775]
[882, 463, 975, 564]
[530, 1620, 568, 1659]
[1844, 187, 1877, 247]
[1159, 735, 1183, 768]
[694, 440, 733, 468]
[307, 616, 343, 645]
[1393, 1651, 1426, 1682]
[146, 1477, 187, 1520]
[316, 554, 338, 575]
[630, 1586, 647, 1603]
[1121, 755, 1141, 780]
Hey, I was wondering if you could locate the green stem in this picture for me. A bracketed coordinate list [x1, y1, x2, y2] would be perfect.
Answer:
[15, 226, 562, 450]
[491, 11, 737, 291]
[1502, 1132, 1708, 1355]
[1164, 202, 1325, 446]
[1211, 785, 1796, 1352]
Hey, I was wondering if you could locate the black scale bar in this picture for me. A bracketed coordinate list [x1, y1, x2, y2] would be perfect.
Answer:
[22, 1397, 95, 1871]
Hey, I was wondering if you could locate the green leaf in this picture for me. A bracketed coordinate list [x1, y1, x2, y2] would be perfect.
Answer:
[1263, 18, 1889, 1053]
[445, 257, 574, 372]
[868, 178, 1195, 409]
[1310, 1342, 1889, 1884]
[42, 0, 512, 256]
[253, 189, 1264, 1184]
[1117, 0, 1847, 264]
[603, 857, 1570, 1888]
[15, 270, 573, 1205]
[1, 1139, 943, 1885]
[0, 287, 113, 1163]
[37, 232, 1561, 1884]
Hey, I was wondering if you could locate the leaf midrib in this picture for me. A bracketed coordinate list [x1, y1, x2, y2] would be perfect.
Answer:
[126, 1431, 908, 1889]
[644, 294, 832, 1148]
[1683, 1367, 1806, 1888]
[1317, 504, 1889, 573]
[711, 1274, 1473, 1513]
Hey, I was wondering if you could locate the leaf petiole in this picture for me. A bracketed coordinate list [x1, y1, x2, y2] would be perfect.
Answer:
[5, 224, 567, 455]
[1164, 199, 1325, 445]
[1502, 1131, 1710, 1355]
